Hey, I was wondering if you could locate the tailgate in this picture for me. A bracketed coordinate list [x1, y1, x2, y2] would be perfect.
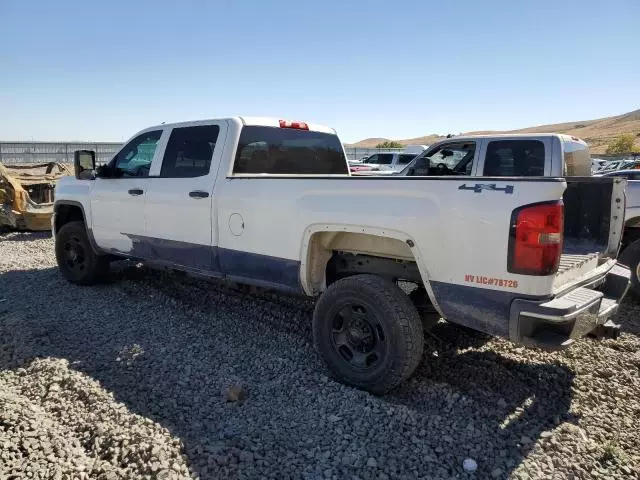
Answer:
[554, 176, 626, 290]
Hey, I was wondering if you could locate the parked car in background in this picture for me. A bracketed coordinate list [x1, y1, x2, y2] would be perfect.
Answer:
[401, 144, 429, 155]
[358, 152, 419, 172]
[595, 169, 640, 180]
[358, 145, 428, 173]
[596, 159, 640, 174]
[592, 158, 608, 173]
[392, 133, 594, 177]
[348, 164, 376, 173]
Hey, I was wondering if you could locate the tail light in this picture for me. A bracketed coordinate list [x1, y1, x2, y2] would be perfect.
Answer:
[508, 201, 564, 276]
[279, 120, 309, 130]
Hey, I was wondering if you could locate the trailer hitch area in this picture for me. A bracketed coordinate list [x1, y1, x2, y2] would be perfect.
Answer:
[588, 319, 622, 341]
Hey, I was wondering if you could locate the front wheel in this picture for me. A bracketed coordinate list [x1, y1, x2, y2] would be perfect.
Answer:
[313, 274, 424, 394]
[55, 221, 109, 285]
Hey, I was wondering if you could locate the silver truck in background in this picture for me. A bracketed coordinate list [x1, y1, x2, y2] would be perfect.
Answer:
[617, 180, 640, 296]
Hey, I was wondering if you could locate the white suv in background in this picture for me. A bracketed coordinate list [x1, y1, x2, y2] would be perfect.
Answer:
[355, 145, 428, 174]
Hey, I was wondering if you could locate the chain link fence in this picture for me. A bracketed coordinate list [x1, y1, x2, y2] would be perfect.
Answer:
[0, 142, 121, 165]
[0, 142, 407, 165]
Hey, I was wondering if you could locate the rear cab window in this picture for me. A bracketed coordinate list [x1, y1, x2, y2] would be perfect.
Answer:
[232, 126, 348, 175]
[483, 140, 545, 176]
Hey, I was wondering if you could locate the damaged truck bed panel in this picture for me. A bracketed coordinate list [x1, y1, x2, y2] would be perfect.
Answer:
[0, 162, 72, 231]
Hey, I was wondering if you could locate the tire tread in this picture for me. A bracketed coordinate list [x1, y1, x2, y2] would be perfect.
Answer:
[313, 274, 424, 393]
[55, 220, 109, 285]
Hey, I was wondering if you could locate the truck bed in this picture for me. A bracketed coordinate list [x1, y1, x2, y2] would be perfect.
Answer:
[555, 243, 601, 287]
[558, 251, 600, 275]
[553, 178, 624, 289]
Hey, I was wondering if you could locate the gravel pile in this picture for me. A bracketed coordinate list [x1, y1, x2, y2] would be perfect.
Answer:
[1, 231, 639, 479]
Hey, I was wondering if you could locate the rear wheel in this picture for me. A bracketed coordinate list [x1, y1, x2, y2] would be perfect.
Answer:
[619, 239, 640, 297]
[55, 221, 109, 285]
[313, 274, 424, 394]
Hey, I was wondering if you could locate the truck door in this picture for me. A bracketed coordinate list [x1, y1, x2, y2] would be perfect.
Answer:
[90, 129, 166, 254]
[143, 121, 228, 273]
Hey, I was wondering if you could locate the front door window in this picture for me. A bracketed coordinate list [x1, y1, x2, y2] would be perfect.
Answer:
[110, 130, 163, 177]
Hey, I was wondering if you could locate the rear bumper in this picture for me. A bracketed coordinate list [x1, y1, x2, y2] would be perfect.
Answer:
[509, 263, 630, 349]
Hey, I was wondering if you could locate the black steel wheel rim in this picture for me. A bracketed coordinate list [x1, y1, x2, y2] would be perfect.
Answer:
[63, 235, 86, 274]
[330, 303, 388, 372]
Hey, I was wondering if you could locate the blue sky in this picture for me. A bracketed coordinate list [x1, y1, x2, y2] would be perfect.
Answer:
[1, 0, 639, 143]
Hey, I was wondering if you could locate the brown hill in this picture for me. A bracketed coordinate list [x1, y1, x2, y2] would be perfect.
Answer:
[349, 109, 640, 154]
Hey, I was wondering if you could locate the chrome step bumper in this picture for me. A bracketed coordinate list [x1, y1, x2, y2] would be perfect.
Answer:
[509, 263, 630, 349]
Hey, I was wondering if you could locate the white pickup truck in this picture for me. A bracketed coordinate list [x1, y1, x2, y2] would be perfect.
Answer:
[53, 118, 630, 393]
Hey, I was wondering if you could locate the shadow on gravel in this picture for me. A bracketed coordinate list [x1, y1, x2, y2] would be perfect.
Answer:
[0, 230, 52, 242]
[0, 265, 584, 479]
[615, 296, 640, 336]
[385, 320, 576, 478]
[1, 266, 322, 477]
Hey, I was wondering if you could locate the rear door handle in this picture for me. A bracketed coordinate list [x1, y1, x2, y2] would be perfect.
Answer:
[128, 188, 144, 196]
[189, 190, 210, 199]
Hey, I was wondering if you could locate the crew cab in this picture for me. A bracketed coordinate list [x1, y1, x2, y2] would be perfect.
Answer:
[53, 119, 630, 393]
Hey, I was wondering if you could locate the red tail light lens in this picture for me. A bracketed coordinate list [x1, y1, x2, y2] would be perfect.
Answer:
[508, 201, 564, 275]
[279, 120, 309, 130]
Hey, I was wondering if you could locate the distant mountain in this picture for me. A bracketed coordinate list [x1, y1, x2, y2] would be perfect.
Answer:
[348, 109, 640, 154]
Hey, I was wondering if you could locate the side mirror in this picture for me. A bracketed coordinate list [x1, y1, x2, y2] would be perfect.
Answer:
[74, 150, 96, 180]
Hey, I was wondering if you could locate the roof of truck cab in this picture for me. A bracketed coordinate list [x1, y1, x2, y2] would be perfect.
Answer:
[439, 133, 584, 141]
[423, 133, 588, 151]
[139, 117, 337, 135]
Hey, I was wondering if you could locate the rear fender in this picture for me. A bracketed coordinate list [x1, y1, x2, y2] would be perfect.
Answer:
[299, 223, 443, 315]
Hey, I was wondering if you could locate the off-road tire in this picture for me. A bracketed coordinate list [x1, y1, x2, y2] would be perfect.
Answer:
[55, 220, 109, 285]
[313, 274, 424, 394]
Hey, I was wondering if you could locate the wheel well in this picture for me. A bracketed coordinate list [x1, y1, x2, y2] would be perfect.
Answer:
[304, 231, 421, 293]
[54, 204, 85, 233]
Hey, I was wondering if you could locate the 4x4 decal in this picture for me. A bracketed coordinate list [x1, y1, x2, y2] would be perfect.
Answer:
[458, 183, 514, 194]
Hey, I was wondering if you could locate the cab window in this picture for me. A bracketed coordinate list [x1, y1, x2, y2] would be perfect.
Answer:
[233, 126, 347, 175]
[160, 125, 219, 178]
[110, 130, 162, 178]
[483, 140, 545, 176]
[406, 142, 476, 176]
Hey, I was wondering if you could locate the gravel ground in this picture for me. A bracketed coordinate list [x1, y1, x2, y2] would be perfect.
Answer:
[0, 231, 639, 480]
